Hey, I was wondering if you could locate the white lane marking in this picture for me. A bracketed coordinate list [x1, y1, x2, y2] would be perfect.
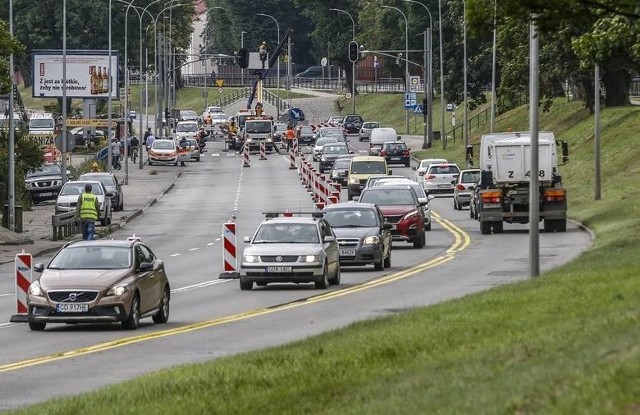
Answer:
[0, 293, 13, 298]
[189, 248, 199, 251]
[0, 323, 15, 328]
[171, 279, 231, 293]
[170, 253, 181, 257]
[207, 242, 214, 246]
[214, 237, 221, 241]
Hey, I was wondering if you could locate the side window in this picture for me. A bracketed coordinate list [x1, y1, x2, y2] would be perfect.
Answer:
[134, 246, 146, 268]
[135, 244, 154, 268]
[321, 221, 334, 239]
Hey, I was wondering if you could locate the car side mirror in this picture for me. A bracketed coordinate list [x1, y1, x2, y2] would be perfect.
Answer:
[411, 166, 417, 171]
[344, 170, 349, 176]
[418, 171, 425, 176]
[388, 170, 393, 175]
[106, 191, 114, 197]
[451, 180, 456, 185]
[352, 196, 360, 202]
[418, 197, 428, 206]
[243, 236, 251, 243]
[138, 262, 154, 271]
[324, 235, 335, 243]
[382, 223, 393, 230]
[34, 263, 44, 273]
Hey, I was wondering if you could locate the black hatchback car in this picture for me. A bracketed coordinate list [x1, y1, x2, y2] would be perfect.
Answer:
[341, 114, 363, 134]
[380, 141, 411, 167]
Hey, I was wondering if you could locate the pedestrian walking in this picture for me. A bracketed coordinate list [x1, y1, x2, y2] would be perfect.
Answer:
[130, 135, 139, 162]
[75, 183, 100, 240]
[285, 125, 296, 152]
[179, 136, 187, 166]
[111, 138, 122, 169]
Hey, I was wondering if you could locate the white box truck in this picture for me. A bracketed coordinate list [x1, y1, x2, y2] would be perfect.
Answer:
[476, 131, 568, 234]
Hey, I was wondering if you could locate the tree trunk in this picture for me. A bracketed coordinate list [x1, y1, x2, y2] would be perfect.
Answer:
[603, 68, 630, 107]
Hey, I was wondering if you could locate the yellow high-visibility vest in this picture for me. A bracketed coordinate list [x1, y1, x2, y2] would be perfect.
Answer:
[80, 193, 99, 221]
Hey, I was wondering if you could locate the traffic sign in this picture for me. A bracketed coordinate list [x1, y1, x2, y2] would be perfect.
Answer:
[215, 79, 224, 87]
[289, 107, 305, 121]
[218, 87, 224, 93]
[321, 57, 328, 67]
[446, 103, 455, 112]
[66, 119, 117, 128]
[404, 92, 417, 109]
[345, 92, 352, 99]
[55, 131, 75, 152]
[410, 76, 421, 92]
[414, 104, 423, 114]
[129, 110, 136, 119]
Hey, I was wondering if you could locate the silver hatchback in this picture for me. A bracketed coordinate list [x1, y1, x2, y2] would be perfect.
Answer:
[422, 163, 461, 195]
[453, 169, 481, 209]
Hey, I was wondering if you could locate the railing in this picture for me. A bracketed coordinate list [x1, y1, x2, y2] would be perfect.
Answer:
[445, 107, 491, 145]
[51, 211, 81, 241]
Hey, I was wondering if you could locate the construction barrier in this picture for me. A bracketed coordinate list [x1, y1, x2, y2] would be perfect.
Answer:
[259, 140, 267, 160]
[10, 251, 33, 323]
[242, 143, 250, 168]
[219, 222, 239, 279]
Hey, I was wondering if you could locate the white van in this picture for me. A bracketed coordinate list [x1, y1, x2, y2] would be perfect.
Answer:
[28, 113, 55, 135]
[369, 127, 400, 156]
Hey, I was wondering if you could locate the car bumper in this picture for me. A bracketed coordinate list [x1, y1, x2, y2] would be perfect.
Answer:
[336, 243, 383, 266]
[385, 156, 410, 165]
[27, 295, 131, 324]
[149, 155, 178, 164]
[424, 184, 455, 194]
[389, 221, 422, 241]
[455, 192, 473, 205]
[241, 264, 324, 283]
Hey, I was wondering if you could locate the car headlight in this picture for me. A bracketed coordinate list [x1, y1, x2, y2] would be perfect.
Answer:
[243, 255, 259, 263]
[363, 235, 380, 245]
[28, 281, 43, 297]
[403, 210, 420, 221]
[321, 157, 327, 162]
[349, 176, 359, 184]
[106, 285, 128, 296]
[266, 138, 273, 143]
[302, 255, 319, 263]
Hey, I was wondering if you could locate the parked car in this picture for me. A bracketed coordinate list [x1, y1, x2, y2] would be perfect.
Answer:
[296, 125, 315, 146]
[412, 158, 449, 182]
[453, 168, 481, 210]
[79, 172, 124, 212]
[380, 140, 411, 167]
[55, 180, 112, 226]
[25, 163, 65, 205]
[329, 155, 353, 186]
[26, 237, 171, 331]
[358, 121, 380, 141]
[318, 142, 352, 173]
[358, 186, 426, 248]
[341, 114, 363, 134]
[421, 163, 461, 195]
[239, 212, 340, 290]
[148, 139, 179, 166]
[322, 203, 392, 270]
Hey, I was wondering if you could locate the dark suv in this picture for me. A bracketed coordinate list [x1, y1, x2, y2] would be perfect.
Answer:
[25, 163, 64, 204]
[359, 186, 426, 248]
[341, 114, 363, 134]
[323, 202, 392, 271]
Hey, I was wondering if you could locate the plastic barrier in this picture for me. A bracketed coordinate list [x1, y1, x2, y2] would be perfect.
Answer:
[219, 222, 239, 279]
[259, 140, 267, 160]
[10, 251, 33, 323]
[242, 143, 250, 168]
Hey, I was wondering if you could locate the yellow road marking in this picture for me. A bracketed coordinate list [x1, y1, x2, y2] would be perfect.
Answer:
[0, 215, 470, 373]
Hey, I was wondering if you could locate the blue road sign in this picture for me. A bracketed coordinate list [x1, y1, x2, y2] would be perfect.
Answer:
[289, 107, 304, 121]
[414, 104, 423, 114]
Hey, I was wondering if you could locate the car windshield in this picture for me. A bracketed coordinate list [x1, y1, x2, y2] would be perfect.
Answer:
[152, 141, 176, 150]
[60, 182, 104, 196]
[253, 223, 319, 244]
[48, 246, 131, 270]
[321, 129, 343, 136]
[246, 121, 272, 133]
[176, 123, 198, 132]
[384, 143, 407, 151]
[360, 188, 416, 206]
[187, 139, 198, 147]
[332, 158, 352, 170]
[181, 110, 197, 117]
[428, 165, 460, 175]
[29, 119, 54, 128]
[212, 114, 227, 121]
[300, 126, 313, 134]
[324, 209, 379, 228]
[350, 161, 387, 174]
[461, 171, 481, 183]
[323, 145, 348, 154]
[316, 138, 337, 147]
[363, 123, 379, 129]
[80, 174, 115, 187]
[27, 164, 61, 178]
[380, 181, 427, 198]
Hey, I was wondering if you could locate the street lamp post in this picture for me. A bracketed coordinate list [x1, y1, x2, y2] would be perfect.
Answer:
[490, 0, 497, 132]
[257, 13, 281, 119]
[329, 8, 356, 115]
[402, 0, 433, 149]
[8, 0, 15, 230]
[438, 0, 446, 150]
[382, 5, 409, 135]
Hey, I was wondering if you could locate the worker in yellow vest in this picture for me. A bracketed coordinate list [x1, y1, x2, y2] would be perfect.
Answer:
[75, 183, 100, 240]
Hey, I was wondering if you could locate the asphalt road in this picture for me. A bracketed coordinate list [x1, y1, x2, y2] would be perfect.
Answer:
[0, 134, 592, 410]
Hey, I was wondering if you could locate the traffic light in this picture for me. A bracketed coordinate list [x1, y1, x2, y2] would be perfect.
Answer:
[348, 41, 359, 63]
[422, 98, 428, 115]
[237, 48, 249, 69]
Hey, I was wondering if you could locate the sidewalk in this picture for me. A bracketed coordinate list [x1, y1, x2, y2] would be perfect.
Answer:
[0, 160, 181, 265]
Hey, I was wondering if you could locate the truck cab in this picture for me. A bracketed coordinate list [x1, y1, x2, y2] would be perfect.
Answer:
[243, 116, 274, 152]
[28, 113, 55, 136]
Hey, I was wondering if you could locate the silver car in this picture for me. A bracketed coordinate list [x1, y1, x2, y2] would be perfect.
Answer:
[312, 137, 339, 161]
[453, 168, 481, 210]
[358, 121, 380, 142]
[240, 214, 340, 290]
[55, 180, 112, 226]
[421, 163, 461, 195]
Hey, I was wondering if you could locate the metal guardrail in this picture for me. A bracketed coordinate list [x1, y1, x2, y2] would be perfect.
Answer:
[51, 211, 81, 241]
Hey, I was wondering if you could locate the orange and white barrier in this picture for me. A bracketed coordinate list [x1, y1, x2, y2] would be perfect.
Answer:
[259, 140, 267, 160]
[219, 222, 239, 279]
[242, 143, 250, 168]
[10, 251, 33, 323]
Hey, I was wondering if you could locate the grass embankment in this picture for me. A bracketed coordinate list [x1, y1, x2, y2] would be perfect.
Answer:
[9, 98, 640, 414]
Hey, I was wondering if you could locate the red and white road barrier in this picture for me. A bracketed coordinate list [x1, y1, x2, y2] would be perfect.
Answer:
[288, 140, 297, 170]
[259, 140, 267, 160]
[10, 251, 32, 323]
[219, 222, 239, 279]
[242, 143, 250, 168]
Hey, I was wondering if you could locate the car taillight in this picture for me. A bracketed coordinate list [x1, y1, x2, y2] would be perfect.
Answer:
[481, 191, 502, 203]
[380, 150, 387, 156]
[402, 150, 410, 156]
[543, 188, 566, 202]
[457, 184, 465, 191]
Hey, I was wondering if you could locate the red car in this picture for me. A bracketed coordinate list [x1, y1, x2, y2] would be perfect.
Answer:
[358, 186, 426, 248]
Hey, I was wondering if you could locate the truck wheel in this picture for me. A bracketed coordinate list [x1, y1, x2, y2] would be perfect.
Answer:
[480, 221, 492, 235]
[493, 221, 503, 234]
[544, 219, 566, 233]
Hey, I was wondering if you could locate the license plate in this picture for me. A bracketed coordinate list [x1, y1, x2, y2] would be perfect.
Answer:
[340, 249, 356, 256]
[438, 184, 451, 188]
[56, 303, 89, 313]
[390, 157, 401, 160]
[266, 266, 292, 273]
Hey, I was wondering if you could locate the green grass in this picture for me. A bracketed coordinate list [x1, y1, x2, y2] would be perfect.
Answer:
[8, 97, 640, 415]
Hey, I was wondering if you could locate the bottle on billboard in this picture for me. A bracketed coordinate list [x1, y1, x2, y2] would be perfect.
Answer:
[102, 67, 109, 94]
[90, 66, 97, 94]
[96, 67, 103, 94]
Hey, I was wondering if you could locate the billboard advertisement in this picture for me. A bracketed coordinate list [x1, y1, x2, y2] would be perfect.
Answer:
[32, 50, 119, 99]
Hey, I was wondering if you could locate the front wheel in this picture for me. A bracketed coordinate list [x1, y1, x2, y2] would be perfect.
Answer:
[28, 319, 46, 331]
[413, 232, 425, 249]
[239, 277, 253, 291]
[328, 263, 341, 285]
[122, 295, 140, 330]
[315, 264, 329, 289]
[152, 287, 170, 324]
